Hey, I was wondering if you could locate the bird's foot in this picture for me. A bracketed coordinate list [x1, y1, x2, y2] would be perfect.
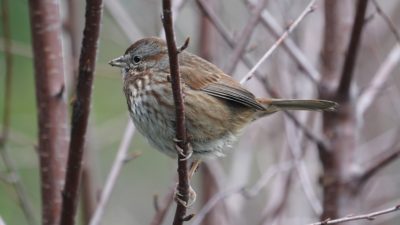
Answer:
[173, 140, 193, 161]
[174, 183, 196, 207]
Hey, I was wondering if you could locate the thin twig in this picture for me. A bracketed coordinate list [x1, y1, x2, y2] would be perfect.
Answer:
[240, 0, 318, 84]
[158, 0, 189, 37]
[0, 38, 32, 58]
[336, 0, 368, 100]
[359, 146, 400, 184]
[149, 187, 175, 225]
[284, 118, 322, 215]
[61, 1, 103, 224]
[191, 187, 244, 225]
[371, 0, 400, 43]
[243, 161, 294, 198]
[162, 0, 191, 224]
[0, 0, 36, 224]
[245, 0, 320, 83]
[196, 0, 326, 148]
[357, 44, 400, 118]
[283, 112, 328, 150]
[308, 205, 400, 225]
[257, 147, 294, 225]
[89, 122, 136, 225]
[104, 0, 141, 42]
[224, 0, 268, 73]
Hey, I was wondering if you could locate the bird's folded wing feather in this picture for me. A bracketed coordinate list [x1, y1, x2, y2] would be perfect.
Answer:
[179, 55, 265, 110]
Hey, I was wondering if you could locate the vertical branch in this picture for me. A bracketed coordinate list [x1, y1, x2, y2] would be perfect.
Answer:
[319, 0, 368, 221]
[336, 0, 369, 101]
[65, 1, 98, 223]
[1, 0, 36, 224]
[60, 0, 103, 225]
[161, 0, 190, 224]
[318, 0, 353, 220]
[28, 0, 69, 224]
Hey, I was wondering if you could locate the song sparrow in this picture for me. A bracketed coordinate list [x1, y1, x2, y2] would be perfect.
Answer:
[110, 37, 337, 159]
[109, 37, 337, 205]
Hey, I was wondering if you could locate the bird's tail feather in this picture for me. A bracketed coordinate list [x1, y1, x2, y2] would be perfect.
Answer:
[256, 98, 338, 117]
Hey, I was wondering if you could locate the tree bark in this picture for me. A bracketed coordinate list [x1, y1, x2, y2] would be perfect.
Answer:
[28, 1, 69, 224]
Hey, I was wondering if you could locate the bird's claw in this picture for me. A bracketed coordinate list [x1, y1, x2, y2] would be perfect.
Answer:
[174, 142, 193, 161]
[174, 184, 196, 207]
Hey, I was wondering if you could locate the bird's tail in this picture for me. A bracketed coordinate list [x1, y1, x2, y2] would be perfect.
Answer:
[256, 98, 338, 117]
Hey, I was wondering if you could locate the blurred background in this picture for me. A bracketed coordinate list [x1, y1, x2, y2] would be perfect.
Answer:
[1, 0, 400, 225]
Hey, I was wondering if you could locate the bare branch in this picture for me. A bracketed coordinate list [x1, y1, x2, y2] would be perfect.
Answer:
[371, 0, 400, 43]
[239, 0, 318, 84]
[89, 122, 136, 225]
[336, 0, 368, 101]
[308, 205, 400, 225]
[61, 1, 103, 224]
[245, 0, 320, 83]
[104, 0, 141, 42]
[359, 146, 400, 184]
[28, 0, 69, 224]
[158, 0, 190, 37]
[243, 161, 294, 198]
[224, 0, 268, 73]
[162, 1, 191, 224]
[191, 187, 244, 225]
[318, 0, 355, 220]
[284, 118, 322, 215]
[196, 0, 326, 148]
[357, 44, 400, 117]
[149, 187, 175, 225]
[177, 37, 190, 53]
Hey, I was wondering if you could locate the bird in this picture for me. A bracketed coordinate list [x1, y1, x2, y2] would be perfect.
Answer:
[109, 37, 337, 206]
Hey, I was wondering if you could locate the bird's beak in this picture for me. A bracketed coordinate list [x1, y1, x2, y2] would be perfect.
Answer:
[108, 55, 127, 68]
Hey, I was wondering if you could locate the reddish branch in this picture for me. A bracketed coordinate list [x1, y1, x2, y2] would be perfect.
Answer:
[28, 0, 69, 224]
[336, 0, 369, 101]
[162, 0, 191, 224]
[318, 0, 368, 220]
[60, 1, 103, 225]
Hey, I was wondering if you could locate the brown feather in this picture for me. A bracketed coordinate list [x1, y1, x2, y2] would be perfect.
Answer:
[179, 52, 265, 110]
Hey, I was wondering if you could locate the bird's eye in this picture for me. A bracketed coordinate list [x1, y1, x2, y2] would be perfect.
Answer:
[133, 56, 141, 63]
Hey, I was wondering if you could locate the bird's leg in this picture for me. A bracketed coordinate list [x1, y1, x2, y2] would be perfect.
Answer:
[174, 184, 197, 208]
[173, 143, 198, 207]
[175, 159, 202, 207]
[189, 160, 202, 179]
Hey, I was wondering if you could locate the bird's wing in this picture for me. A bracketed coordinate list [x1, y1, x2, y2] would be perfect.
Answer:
[179, 53, 265, 110]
